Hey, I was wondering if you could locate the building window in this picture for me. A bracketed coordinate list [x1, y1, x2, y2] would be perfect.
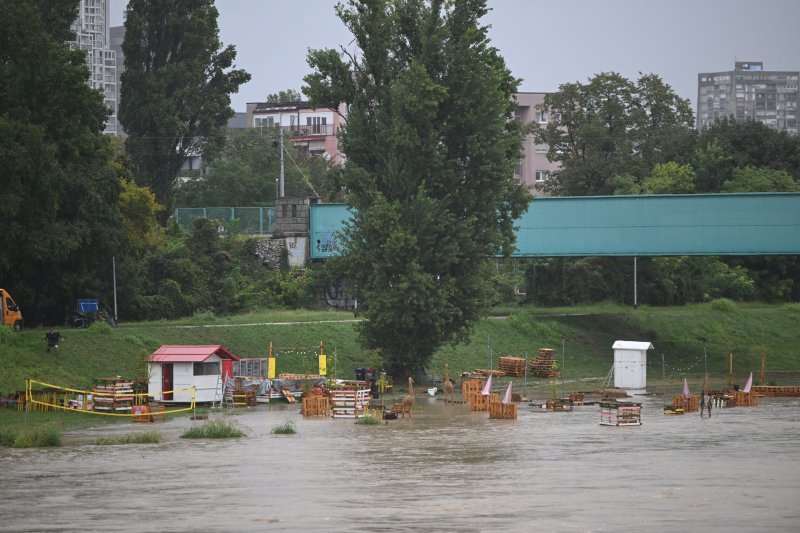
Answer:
[535, 170, 550, 183]
[193, 362, 220, 376]
[307, 116, 327, 134]
[255, 116, 275, 128]
[535, 111, 548, 124]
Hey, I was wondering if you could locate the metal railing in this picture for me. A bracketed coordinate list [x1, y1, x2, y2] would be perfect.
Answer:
[174, 207, 275, 235]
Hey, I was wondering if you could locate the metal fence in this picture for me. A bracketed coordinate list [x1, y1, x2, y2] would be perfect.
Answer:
[174, 207, 275, 235]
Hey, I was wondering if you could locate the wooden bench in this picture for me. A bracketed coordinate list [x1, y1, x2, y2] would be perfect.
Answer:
[391, 402, 412, 418]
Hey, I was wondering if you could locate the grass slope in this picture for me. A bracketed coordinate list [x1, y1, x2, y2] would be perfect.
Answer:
[1, 303, 798, 397]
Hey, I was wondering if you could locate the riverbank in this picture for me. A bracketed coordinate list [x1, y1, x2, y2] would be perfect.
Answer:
[1, 302, 797, 403]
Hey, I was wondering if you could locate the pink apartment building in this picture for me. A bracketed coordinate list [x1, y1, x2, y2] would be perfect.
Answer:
[514, 92, 560, 196]
[246, 94, 557, 195]
[246, 101, 347, 164]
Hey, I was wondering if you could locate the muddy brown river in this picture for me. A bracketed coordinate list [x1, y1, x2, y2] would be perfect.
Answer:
[1, 395, 798, 532]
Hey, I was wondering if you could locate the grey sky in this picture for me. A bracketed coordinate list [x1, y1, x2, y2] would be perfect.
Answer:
[111, 0, 800, 113]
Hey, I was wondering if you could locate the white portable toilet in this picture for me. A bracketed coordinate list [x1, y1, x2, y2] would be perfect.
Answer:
[612, 340, 654, 390]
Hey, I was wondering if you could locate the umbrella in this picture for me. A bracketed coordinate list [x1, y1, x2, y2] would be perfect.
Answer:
[481, 373, 493, 396]
[683, 378, 691, 398]
[743, 372, 753, 393]
[502, 381, 513, 404]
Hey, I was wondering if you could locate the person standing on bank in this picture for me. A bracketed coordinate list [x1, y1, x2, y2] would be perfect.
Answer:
[45, 330, 63, 352]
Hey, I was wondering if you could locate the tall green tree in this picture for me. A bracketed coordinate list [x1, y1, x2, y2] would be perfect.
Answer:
[305, 0, 529, 376]
[119, 0, 250, 219]
[266, 89, 302, 103]
[176, 128, 328, 206]
[534, 72, 694, 196]
[696, 117, 800, 190]
[0, 0, 124, 325]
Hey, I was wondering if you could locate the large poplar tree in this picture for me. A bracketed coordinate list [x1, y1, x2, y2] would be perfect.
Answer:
[119, 0, 250, 217]
[0, 0, 124, 325]
[305, 0, 529, 375]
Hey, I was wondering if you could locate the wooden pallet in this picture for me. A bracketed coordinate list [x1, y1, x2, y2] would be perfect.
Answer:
[498, 356, 527, 377]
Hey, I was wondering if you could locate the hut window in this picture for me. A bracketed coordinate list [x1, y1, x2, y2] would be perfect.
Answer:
[193, 362, 220, 376]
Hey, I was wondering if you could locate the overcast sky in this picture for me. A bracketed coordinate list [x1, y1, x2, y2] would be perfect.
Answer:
[111, 0, 800, 112]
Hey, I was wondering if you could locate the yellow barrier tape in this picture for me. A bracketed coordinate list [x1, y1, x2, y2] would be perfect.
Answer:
[25, 378, 196, 417]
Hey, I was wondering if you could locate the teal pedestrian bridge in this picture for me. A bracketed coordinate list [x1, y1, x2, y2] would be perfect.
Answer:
[309, 193, 800, 259]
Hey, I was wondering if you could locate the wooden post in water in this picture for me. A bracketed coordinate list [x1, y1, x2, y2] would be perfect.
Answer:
[728, 352, 733, 389]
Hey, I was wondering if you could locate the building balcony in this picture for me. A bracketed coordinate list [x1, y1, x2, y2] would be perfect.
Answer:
[258, 124, 335, 137]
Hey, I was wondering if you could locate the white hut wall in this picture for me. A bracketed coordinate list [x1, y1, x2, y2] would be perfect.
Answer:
[147, 363, 163, 397]
[614, 349, 647, 389]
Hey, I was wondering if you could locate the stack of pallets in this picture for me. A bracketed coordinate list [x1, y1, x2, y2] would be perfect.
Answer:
[498, 356, 527, 377]
[530, 348, 560, 378]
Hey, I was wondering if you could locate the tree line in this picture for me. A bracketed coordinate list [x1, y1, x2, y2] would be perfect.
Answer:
[523, 72, 800, 306]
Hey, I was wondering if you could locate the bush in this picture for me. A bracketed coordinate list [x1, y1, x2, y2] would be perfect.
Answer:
[180, 419, 246, 439]
[13, 425, 62, 448]
[781, 303, 800, 315]
[0, 428, 16, 447]
[710, 298, 736, 312]
[270, 421, 296, 435]
[354, 415, 381, 425]
[95, 432, 161, 445]
[0, 326, 12, 345]
[87, 321, 113, 335]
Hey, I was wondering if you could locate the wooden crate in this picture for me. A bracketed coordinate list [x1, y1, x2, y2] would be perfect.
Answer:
[730, 390, 759, 407]
[330, 388, 371, 418]
[469, 392, 499, 411]
[461, 379, 484, 402]
[301, 396, 330, 417]
[672, 395, 699, 412]
[488, 401, 517, 419]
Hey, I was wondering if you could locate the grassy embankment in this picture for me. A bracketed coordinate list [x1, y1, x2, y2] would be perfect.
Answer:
[1, 302, 798, 433]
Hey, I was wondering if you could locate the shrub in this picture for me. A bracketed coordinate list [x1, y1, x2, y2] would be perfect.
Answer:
[13, 426, 62, 448]
[354, 415, 381, 425]
[781, 303, 800, 315]
[181, 419, 246, 439]
[0, 326, 12, 345]
[270, 421, 296, 435]
[95, 432, 161, 445]
[87, 321, 113, 335]
[0, 428, 16, 447]
[710, 298, 736, 312]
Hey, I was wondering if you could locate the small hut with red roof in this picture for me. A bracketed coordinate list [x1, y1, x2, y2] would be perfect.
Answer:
[148, 345, 239, 403]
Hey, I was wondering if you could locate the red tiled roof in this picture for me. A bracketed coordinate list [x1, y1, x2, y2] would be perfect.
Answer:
[149, 345, 239, 363]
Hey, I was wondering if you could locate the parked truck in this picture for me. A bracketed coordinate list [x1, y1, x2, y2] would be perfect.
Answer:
[1, 288, 23, 330]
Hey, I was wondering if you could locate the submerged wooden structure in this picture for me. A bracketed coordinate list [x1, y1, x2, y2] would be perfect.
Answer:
[751, 386, 800, 397]
[488, 401, 517, 419]
[599, 400, 642, 426]
[672, 395, 699, 413]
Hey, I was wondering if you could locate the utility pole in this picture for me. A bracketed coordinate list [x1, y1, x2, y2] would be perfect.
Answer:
[279, 127, 285, 198]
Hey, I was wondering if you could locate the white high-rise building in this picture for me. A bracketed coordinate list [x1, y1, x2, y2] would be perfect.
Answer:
[67, 0, 118, 135]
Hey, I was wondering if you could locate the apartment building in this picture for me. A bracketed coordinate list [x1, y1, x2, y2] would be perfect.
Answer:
[67, 0, 118, 135]
[697, 61, 799, 135]
[109, 24, 125, 136]
[514, 92, 559, 196]
[245, 93, 558, 193]
[246, 101, 347, 164]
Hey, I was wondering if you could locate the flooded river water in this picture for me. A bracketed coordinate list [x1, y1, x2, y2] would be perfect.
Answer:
[1, 395, 798, 532]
